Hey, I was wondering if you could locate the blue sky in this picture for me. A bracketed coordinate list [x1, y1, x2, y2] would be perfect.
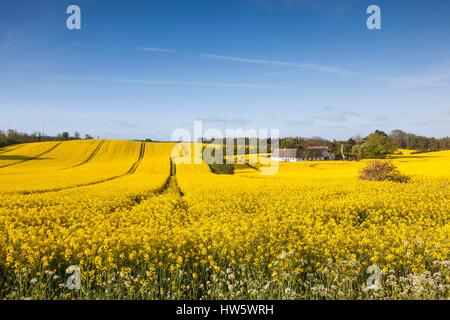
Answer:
[1, 0, 449, 140]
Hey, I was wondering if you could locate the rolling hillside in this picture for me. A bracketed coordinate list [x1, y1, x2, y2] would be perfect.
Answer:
[0, 141, 449, 299]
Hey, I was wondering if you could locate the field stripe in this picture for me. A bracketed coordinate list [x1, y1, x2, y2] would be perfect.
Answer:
[245, 163, 259, 171]
[0, 144, 25, 155]
[127, 142, 146, 174]
[70, 140, 105, 168]
[0, 142, 63, 169]
[14, 142, 149, 195]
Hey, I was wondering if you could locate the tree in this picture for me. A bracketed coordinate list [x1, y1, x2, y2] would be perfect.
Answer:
[354, 130, 397, 159]
[332, 138, 357, 160]
[0, 130, 6, 146]
[73, 131, 81, 139]
[85, 134, 94, 140]
[279, 137, 305, 149]
[390, 129, 407, 148]
[352, 134, 364, 144]
[61, 132, 70, 140]
[389, 129, 447, 152]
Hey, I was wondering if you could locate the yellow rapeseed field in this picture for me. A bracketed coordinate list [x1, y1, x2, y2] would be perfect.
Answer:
[0, 141, 448, 299]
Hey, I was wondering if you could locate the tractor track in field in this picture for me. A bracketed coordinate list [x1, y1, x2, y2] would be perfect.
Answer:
[157, 158, 184, 196]
[13, 142, 148, 195]
[0, 142, 63, 169]
[232, 163, 260, 174]
[245, 162, 259, 172]
[120, 157, 184, 208]
[0, 144, 25, 155]
[126, 158, 186, 212]
[70, 140, 105, 168]
[2, 151, 186, 220]
[128, 142, 146, 174]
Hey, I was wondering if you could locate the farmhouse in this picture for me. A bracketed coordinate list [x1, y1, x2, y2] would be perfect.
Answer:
[271, 148, 302, 162]
[271, 146, 334, 162]
[304, 146, 334, 161]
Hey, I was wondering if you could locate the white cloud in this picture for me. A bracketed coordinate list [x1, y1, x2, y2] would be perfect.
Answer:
[389, 65, 450, 89]
[342, 111, 362, 117]
[139, 47, 175, 53]
[445, 108, 450, 117]
[315, 110, 361, 122]
[52, 75, 293, 90]
[413, 119, 450, 126]
[113, 120, 138, 129]
[372, 115, 390, 123]
[285, 119, 315, 127]
[316, 114, 347, 122]
[112, 78, 292, 89]
[197, 116, 251, 126]
[321, 106, 339, 111]
[200, 53, 352, 75]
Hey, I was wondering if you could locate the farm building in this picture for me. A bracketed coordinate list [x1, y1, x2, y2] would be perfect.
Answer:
[270, 148, 303, 162]
[271, 147, 335, 162]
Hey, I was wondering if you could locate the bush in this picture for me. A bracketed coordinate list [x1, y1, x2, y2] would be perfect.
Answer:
[359, 161, 410, 183]
[209, 163, 234, 175]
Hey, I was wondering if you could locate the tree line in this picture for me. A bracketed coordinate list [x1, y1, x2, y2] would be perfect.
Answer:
[2, 128, 449, 160]
[0, 129, 95, 147]
[389, 129, 450, 151]
[280, 130, 450, 160]
[204, 129, 449, 160]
